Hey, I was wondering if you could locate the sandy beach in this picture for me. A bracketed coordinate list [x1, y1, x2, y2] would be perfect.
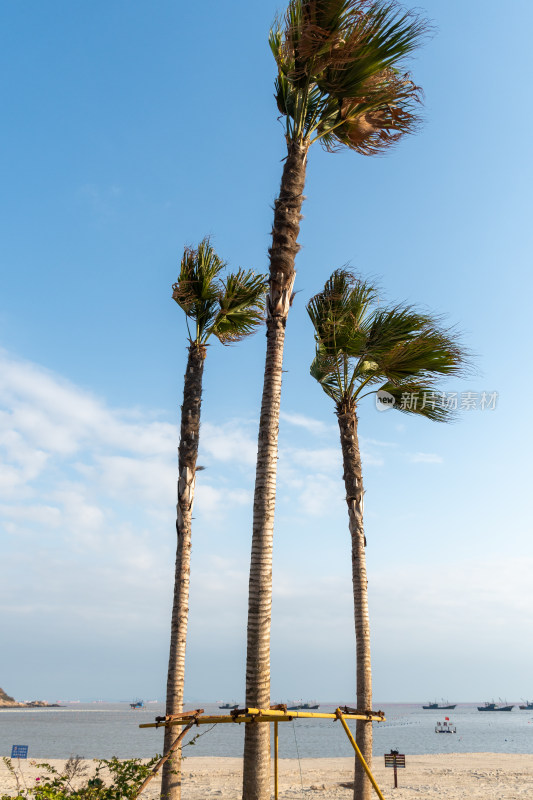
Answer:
[1, 754, 532, 800]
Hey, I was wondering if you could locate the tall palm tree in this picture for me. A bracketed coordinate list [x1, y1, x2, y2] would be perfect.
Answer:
[307, 269, 469, 800]
[161, 238, 267, 800]
[244, 3, 429, 797]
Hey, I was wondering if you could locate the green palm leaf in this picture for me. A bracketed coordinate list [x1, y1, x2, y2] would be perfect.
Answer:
[173, 241, 267, 345]
[307, 269, 470, 423]
[310, 346, 344, 402]
[270, 0, 429, 151]
[377, 329, 466, 384]
[362, 305, 430, 353]
[172, 238, 226, 342]
[212, 269, 268, 344]
[307, 268, 377, 355]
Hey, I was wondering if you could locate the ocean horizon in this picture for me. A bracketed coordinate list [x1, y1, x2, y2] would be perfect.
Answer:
[2, 702, 532, 760]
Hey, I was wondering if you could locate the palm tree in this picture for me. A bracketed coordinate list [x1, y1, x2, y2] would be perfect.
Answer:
[161, 238, 267, 800]
[244, 2, 429, 797]
[307, 269, 469, 800]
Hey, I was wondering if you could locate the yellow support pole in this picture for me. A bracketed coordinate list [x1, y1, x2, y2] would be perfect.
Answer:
[140, 716, 246, 728]
[274, 721, 279, 800]
[242, 708, 383, 721]
[335, 709, 387, 800]
[139, 709, 385, 729]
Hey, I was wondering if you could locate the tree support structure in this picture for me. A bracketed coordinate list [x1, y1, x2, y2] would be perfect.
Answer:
[140, 706, 388, 800]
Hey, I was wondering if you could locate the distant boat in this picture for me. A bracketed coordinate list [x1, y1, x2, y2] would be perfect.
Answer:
[422, 700, 457, 710]
[435, 718, 456, 734]
[218, 702, 239, 710]
[130, 700, 144, 709]
[477, 701, 514, 711]
[287, 701, 320, 710]
[519, 700, 533, 710]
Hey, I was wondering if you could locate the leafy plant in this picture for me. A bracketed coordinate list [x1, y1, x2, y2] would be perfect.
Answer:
[1, 755, 160, 800]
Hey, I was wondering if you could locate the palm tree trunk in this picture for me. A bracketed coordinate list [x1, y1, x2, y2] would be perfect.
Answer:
[337, 402, 373, 800]
[242, 140, 308, 800]
[161, 342, 206, 800]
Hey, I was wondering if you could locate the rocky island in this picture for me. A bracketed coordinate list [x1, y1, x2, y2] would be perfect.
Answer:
[0, 687, 61, 708]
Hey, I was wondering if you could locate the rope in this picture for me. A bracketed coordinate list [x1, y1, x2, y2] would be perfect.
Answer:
[183, 723, 217, 749]
[291, 718, 305, 795]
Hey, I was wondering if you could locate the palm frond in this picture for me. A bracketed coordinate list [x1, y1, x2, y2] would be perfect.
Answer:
[307, 268, 378, 355]
[326, 70, 422, 155]
[376, 326, 468, 384]
[362, 305, 430, 354]
[307, 268, 471, 422]
[175, 238, 226, 301]
[172, 238, 226, 341]
[172, 240, 266, 346]
[310, 346, 344, 401]
[211, 269, 268, 344]
[271, 0, 429, 150]
[319, 2, 428, 94]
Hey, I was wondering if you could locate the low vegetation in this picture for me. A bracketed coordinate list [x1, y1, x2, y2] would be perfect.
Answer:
[1, 756, 160, 800]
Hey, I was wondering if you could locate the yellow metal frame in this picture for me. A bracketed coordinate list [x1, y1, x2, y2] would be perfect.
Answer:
[140, 707, 383, 728]
[139, 707, 387, 800]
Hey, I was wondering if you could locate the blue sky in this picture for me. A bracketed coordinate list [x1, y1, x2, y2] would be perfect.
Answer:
[1, 0, 532, 704]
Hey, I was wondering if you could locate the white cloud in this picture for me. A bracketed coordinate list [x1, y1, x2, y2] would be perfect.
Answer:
[0, 503, 62, 527]
[360, 448, 385, 467]
[408, 452, 443, 464]
[195, 484, 251, 518]
[200, 421, 258, 466]
[90, 454, 176, 506]
[362, 437, 397, 449]
[286, 445, 341, 473]
[280, 411, 331, 435]
[4, 347, 527, 702]
[370, 556, 533, 649]
[0, 350, 176, 462]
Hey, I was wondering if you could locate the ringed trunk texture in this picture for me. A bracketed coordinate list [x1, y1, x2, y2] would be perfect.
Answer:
[242, 140, 308, 800]
[161, 343, 206, 800]
[337, 403, 373, 800]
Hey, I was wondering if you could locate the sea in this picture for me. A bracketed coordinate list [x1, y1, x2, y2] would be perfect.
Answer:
[1, 703, 532, 761]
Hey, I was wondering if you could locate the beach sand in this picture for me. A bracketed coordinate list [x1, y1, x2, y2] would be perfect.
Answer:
[1, 754, 532, 799]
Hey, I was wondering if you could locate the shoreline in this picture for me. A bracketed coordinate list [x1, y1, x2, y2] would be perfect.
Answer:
[2, 754, 532, 799]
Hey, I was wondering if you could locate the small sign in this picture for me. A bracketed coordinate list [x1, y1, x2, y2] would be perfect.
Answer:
[384, 753, 405, 768]
[384, 750, 405, 788]
[11, 745, 28, 759]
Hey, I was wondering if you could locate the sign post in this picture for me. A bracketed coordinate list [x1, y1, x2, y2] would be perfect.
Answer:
[384, 750, 405, 788]
[11, 746, 28, 759]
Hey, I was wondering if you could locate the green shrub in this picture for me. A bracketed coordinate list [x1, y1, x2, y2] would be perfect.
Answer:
[2, 755, 161, 800]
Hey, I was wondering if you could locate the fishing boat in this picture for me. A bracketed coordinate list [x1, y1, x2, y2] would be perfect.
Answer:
[129, 699, 144, 709]
[422, 700, 457, 710]
[435, 718, 456, 734]
[477, 701, 514, 711]
[218, 702, 239, 710]
[519, 700, 533, 710]
[287, 701, 320, 710]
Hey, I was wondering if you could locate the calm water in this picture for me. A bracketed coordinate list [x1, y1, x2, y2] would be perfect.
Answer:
[1, 703, 532, 760]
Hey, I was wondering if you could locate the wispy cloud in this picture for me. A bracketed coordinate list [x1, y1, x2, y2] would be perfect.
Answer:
[408, 452, 443, 464]
[200, 421, 257, 466]
[280, 411, 331, 436]
[3, 348, 522, 703]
